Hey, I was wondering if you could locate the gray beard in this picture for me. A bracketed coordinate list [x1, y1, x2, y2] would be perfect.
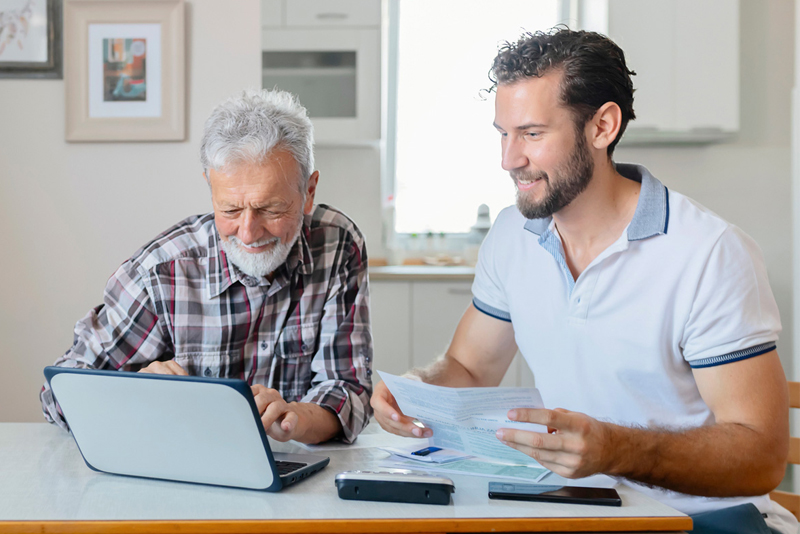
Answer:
[219, 217, 303, 278]
[514, 131, 595, 220]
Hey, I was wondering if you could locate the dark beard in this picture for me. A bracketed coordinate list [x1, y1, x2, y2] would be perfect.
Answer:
[514, 131, 595, 220]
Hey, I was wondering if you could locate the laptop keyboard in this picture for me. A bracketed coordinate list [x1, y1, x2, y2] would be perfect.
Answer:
[276, 460, 307, 475]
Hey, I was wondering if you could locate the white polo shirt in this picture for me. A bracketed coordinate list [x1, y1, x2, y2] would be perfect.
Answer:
[472, 163, 784, 518]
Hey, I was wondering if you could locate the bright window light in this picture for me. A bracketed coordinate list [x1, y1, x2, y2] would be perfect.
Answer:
[393, 0, 560, 234]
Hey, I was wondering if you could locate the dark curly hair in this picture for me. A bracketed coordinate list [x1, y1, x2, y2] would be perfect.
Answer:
[489, 27, 636, 156]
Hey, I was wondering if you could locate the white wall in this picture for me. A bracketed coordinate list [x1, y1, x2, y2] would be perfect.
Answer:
[0, 0, 261, 422]
[315, 146, 385, 258]
[616, 0, 795, 377]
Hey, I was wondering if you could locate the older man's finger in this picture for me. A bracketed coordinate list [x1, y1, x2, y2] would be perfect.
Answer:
[252, 385, 283, 415]
[165, 360, 188, 376]
[280, 411, 299, 433]
[261, 399, 290, 429]
[139, 362, 171, 375]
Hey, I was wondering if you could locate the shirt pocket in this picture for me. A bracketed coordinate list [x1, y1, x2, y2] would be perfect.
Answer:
[273, 325, 319, 400]
[173, 352, 233, 378]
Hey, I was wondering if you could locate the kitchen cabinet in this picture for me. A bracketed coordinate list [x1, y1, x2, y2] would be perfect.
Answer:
[596, 0, 740, 144]
[370, 276, 535, 388]
[261, 0, 380, 145]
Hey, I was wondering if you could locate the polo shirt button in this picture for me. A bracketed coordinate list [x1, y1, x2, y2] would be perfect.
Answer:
[301, 343, 308, 351]
[203, 368, 212, 377]
[261, 341, 267, 350]
[577, 297, 582, 304]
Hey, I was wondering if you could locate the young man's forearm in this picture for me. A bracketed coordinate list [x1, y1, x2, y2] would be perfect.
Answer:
[407, 353, 487, 388]
[605, 421, 787, 497]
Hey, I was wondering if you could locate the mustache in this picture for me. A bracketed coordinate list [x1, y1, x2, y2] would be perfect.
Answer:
[228, 235, 280, 247]
[511, 170, 548, 183]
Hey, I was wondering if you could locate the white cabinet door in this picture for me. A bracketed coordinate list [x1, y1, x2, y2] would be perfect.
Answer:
[410, 281, 473, 369]
[369, 281, 411, 382]
[603, 0, 739, 141]
[371, 279, 535, 388]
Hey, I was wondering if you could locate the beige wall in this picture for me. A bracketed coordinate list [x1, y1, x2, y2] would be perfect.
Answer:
[0, 0, 261, 422]
[0, 0, 794, 423]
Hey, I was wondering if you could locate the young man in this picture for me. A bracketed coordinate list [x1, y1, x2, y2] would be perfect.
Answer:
[372, 29, 795, 533]
[42, 89, 373, 445]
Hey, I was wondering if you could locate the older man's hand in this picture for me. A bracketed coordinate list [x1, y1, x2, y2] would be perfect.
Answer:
[250, 384, 304, 442]
[138, 360, 189, 375]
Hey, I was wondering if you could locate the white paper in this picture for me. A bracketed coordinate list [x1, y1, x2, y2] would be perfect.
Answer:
[293, 429, 426, 452]
[380, 457, 550, 483]
[380, 443, 470, 463]
[378, 371, 548, 466]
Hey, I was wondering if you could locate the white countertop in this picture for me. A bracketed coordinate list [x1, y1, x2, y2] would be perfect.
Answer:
[369, 266, 475, 281]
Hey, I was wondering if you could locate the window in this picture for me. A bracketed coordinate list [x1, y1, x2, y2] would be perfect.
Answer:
[388, 0, 562, 236]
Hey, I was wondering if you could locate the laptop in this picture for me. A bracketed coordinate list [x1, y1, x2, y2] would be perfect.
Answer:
[44, 366, 330, 491]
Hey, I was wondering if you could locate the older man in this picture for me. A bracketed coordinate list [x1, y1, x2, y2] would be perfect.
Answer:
[41, 89, 372, 444]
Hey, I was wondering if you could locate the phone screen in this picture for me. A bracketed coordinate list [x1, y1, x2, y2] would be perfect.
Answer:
[488, 483, 622, 507]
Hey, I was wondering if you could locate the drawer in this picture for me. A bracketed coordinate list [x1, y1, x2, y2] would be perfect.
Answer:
[285, 0, 380, 27]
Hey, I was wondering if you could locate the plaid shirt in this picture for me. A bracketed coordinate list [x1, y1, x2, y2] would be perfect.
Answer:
[41, 204, 373, 443]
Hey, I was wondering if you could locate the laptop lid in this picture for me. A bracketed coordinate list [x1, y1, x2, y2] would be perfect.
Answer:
[44, 366, 317, 491]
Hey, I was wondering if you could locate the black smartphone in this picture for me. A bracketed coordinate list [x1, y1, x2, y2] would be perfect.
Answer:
[488, 482, 622, 507]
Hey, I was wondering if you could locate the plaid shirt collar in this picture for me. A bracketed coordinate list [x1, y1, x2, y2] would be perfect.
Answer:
[206, 220, 315, 299]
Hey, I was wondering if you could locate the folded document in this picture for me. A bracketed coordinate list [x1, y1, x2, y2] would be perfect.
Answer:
[378, 371, 548, 467]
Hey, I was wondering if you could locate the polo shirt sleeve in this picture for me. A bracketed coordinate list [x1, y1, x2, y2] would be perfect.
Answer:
[471, 212, 511, 322]
[681, 226, 781, 368]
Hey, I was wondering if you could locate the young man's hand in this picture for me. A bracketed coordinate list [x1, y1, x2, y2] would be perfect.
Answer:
[496, 407, 613, 479]
[370, 380, 432, 438]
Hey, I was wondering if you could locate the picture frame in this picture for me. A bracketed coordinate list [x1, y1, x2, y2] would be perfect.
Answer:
[64, 0, 184, 142]
[0, 0, 63, 79]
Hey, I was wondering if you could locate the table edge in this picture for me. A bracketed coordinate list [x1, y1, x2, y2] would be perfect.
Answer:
[0, 516, 693, 533]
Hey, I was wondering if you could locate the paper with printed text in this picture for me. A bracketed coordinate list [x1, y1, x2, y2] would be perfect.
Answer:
[378, 371, 548, 466]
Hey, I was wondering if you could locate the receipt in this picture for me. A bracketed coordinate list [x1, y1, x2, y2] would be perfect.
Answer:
[378, 371, 548, 466]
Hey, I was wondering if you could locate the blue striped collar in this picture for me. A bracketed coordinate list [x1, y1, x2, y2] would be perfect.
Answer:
[523, 163, 669, 241]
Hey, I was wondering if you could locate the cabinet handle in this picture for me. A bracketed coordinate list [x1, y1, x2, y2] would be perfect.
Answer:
[316, 12, 349, 20]
[447, 288, 473, 296]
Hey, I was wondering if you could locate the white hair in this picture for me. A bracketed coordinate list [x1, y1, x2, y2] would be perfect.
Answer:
[200, 89, 315, 190]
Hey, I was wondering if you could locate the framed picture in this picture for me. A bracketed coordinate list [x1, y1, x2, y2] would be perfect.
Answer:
[64, 0, 184, 141]
[0, 0, 63, 79]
